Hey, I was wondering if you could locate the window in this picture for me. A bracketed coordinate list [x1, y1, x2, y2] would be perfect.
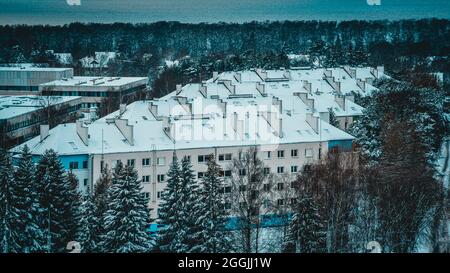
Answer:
[222, 186, 232, 194]
[157, 157, 165, 166]
[224, 170, 232, 177]
[291, 198, 298, 205]
[83, 179, 88, 186]
[199, 154, 214, 163]
[277, 150, 284, 158]
[143, 192, 150, 199]
[265, 151, 271, 159]
[218, 153, 232, 161]
[277, 166, 284, 174]
[263, 167, 270, 175]
[127, 159, 135, 167]
[157, 174, 165, 182]
[69, 161, 79, 170]
[239, 185, 247, 192]
[291, 181, 296, 188]
[184, 155, 191, 162]
[263, 184, 270, 191]
[291, 166, 298, 173]
[305, 148, 313, 158]
[224, 203, 232, 210]
[198, 172, 204, 179]
[142, 175, 150, 183]
[239, 168, 246, 176]
[157, 191, 163, 199]
[82, 161, 88, 169]
[291, 149, 298, 157]
[142, 158, 150, 166]
[277, 199, 284, 206]
[277, 183, 284, 190]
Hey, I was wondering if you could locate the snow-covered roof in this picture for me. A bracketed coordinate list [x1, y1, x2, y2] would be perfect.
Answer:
[0, 66, 73, 72]
[0, 95, 81, 119]
[40, 76, 148, 88]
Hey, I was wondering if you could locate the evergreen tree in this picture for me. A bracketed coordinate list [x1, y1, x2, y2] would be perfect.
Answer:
[12, 145, 45, 253]
[35, 149, 77, 252]
[102, 163, 150, 253]
[194, 157, 232, 253]
[156, 153, 184, 252]
[284, 195, 326, 253]
[0, 149, 20, 253]
[328, 108, 340, 128]
[92, 164, 112, 252]
[76, 196, 98, 253]
[64, 172, 82, 245]
[179, 156, 202, 252]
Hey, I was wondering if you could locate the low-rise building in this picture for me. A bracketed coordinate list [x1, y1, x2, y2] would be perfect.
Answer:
[0, 66, 74, 95]
[39, 76, 148, 110]
[0, 95, 81, 148]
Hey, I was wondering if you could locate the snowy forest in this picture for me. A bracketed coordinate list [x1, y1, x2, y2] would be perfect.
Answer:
[0, 19, 449, 253]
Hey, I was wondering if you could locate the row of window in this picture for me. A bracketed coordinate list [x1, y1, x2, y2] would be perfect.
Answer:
[265, 148, 313, 159]
[69, 160, 88, 170]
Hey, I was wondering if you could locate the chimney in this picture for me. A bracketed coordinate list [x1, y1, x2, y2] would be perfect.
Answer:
[303, 80, 312, 93]
[274, 118, 283, 138]
[234, 72, 242, 83]
[366, 77, 374, 85]
[370, 67, 378, 79]
[335, 95, 346, 111]
[115, 118, 134, 145]
[76, 120, 89, 146]
[283, 70, 290, 80]
[212, 71, 219, 82]
[319, 111, 330, 123]
[325, 76, 341, 93]
[149, 102, 158, 118]
[175, 96, 191, 113]
[222, 80, 235, 94]
[343, 66, 356, 78]
[346, 95, 355, 103]
[119, 103, 126, 115]
[217, 99, 227, 117]
[306, 113, 319, 134]
[255, 68, 267, 81]
[161, 117, 175, 142]
[256, 82, 266, 97]
[176, 84, 182, 95]
[324, 69, 332, 78]
[296, 92, 315, 111]
[356, 79, 366, 92]
[272, 96, 282, 115]
[376, 65, 384, 77]
[199, 84, 208, 98]
[40, 124, 49, 142]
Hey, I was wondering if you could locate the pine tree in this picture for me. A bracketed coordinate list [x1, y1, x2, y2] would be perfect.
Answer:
[64, 172, 82, 245]
[35, 149, 77, 252]
[76, 195, 98, 253]
[0, 149, 20, 253]
[156, 153, 183, 252]
[12, 145, 45, 253]
[194, 157, 232, 253]
[284, 194, 326, 253]
[328, 108, 340, 128]
[102, 163, 151, 253]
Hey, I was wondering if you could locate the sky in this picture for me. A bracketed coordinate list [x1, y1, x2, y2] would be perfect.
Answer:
[0, 0, 449, 25]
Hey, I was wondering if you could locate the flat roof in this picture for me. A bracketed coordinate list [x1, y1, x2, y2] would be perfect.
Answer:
[0, 67, 73, 72]
[0, 95, 81, 119]
[40, 76, 148, 87]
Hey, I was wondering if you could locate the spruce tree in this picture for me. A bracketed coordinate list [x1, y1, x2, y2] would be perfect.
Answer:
[194, 157, 232, 253]
[179, 156, 201, 252]
[64, 172, 82, 245]
[35, 149, 77, 252]
[102, 162, 151, 253]
[0, 149, 20, 253]
[12, 145, 45, 253]
[76, 195, 98, 253]
[92, 164, 112, 252]
[156, 153, 183, 252]
[285, 194, 326, 253]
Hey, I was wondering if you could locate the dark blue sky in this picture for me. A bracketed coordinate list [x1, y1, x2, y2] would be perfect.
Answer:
[0, 0, 449, 25]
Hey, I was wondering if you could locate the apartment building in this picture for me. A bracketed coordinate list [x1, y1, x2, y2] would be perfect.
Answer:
[39, 76, 148, 110]
[11, 66, 386, 220]
[0, 66, 74, 95]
